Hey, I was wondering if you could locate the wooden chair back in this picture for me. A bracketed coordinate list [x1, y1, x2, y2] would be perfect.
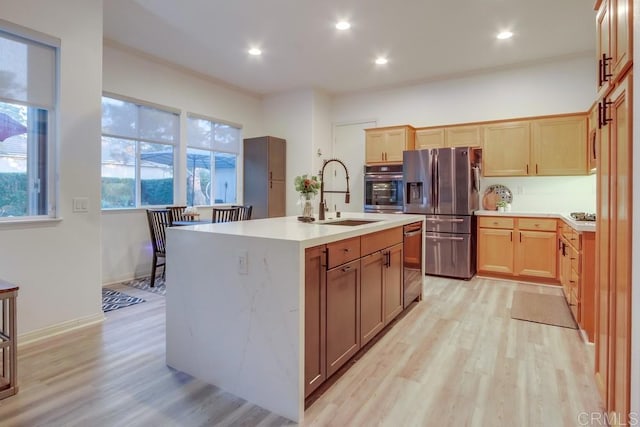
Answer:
[166, 205, 189, 224]
[232, 205, 253, 221]
[212, 206, 240, 223]
[147, 209, 172, 255]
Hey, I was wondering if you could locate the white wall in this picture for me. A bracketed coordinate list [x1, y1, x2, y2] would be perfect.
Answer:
[0, 0, 104, 338]
[263, 90, 315, 216]
[332, 55, 596, 126]
[331, 55, 598, 214]
[101, 43, 264, 284]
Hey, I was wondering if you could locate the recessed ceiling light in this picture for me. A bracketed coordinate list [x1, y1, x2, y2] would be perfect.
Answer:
[375, 57, 388, 65]
[336, 21, 351, 30]
[248, 47, 262, 56]
[496, 31, 513, 40]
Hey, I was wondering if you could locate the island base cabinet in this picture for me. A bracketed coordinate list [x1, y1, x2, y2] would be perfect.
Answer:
[384, 243, 403, 324]
[360, 253, 385, 347]
[326, 259, 361, 377]
[304, 246, 326, 397]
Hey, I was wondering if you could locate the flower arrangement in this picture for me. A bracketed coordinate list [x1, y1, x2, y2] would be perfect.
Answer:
[294, 174, 321, 198]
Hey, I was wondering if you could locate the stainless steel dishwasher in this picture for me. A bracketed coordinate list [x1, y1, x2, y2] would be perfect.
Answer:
[403, 221, 423, 308]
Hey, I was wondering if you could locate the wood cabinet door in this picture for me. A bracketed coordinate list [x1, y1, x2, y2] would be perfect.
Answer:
[445, 125, 482, 148]
[531, 116, 588, 176]
[384, 128, 408, 163]
[482, 121, 530, 176]
[595, 97, 611, 402]
[304, 245, 326, 397]
[267, 180, 286, 217]
[416, 128, 445, 149]
[608, 75, 631, 422]
[365, 131, 386, 164]
[268, 137, 286, 181]
[326, 259, 361, 376]
[596, 0, 612, 95]
[383, 243, 403, 324]
[515, 230, 557, 279]
[360, 252, 385, 346]
[477, 228, 514, 274]
[611, 0, 632, 81]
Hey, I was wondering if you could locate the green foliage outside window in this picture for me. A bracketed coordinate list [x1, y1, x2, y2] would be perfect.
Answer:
[101, 177, 173, 208]
[0, 173, 27, 216]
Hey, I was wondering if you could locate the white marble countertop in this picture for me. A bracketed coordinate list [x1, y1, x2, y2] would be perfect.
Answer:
[474, 210, 596, 232]
[171, 212, 424, 248]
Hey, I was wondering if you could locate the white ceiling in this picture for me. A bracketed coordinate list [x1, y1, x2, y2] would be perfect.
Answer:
[103, 0, 595, 96]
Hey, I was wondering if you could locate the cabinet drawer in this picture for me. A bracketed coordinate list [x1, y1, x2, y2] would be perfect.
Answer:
[518, 218, 557, 232]
[327, 237, 361, 269]
[361, 227, 403, 256]
[478, 216, 514, 229]
[560, 222, 572, 240]
[569, 246, 580, 274]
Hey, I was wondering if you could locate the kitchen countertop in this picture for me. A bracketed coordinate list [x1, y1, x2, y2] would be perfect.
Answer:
[474, 210, 596, 233]
[170, 211, 424, 248]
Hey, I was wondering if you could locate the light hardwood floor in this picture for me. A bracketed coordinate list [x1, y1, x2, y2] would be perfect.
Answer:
[0, 277, 602, 426]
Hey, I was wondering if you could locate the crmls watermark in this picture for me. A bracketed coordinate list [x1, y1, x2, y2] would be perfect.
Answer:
[577, 412, 640, 426]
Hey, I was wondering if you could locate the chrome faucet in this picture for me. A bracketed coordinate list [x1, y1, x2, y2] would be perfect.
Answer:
[318, 158, 350, 220]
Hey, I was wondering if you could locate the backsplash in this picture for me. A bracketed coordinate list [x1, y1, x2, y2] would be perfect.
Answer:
[480, 175, 597, 213]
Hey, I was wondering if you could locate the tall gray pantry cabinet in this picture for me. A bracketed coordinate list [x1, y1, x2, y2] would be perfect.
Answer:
[243, 136, 286, 219]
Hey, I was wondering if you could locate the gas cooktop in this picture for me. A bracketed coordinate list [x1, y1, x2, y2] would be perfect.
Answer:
[570, 212, 596, 222]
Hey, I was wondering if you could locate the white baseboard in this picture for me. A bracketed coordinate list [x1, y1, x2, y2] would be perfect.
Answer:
[18, 312, 105, 348]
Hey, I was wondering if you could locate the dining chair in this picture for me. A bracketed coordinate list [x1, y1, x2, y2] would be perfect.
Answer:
[211, 206, 240, 223]
[232, 205, 253, 221]
[146, 209, 173, 287]
[166, 205, 188, 225]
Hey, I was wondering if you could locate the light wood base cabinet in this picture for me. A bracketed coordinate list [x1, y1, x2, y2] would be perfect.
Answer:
[477, 216, 558, 282]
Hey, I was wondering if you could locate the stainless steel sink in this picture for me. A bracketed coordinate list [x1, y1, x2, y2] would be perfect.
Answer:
[317, 219, 381, 226]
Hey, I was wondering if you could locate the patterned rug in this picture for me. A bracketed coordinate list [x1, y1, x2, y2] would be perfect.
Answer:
[102, 288, 145, 312]
[121, 276, 166, 296]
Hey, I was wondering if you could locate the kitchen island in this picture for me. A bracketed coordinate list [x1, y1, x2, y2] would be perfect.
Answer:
[165, 212, 424, 422]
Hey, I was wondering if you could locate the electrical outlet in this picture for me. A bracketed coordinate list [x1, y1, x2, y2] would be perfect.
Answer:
[237, 251, 248, 275]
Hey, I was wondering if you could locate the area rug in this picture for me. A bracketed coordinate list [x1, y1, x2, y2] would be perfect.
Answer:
[102, 288, 145, 312]
[511, 291, 577, 329]
[122, 276, 166, 296]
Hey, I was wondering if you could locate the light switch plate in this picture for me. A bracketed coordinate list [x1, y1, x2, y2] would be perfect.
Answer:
[72, 197, 89, 213]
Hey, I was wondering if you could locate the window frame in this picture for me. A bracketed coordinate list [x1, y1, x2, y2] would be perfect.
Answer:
[0, 19, 60, 222]
[101, 93, 180, 210]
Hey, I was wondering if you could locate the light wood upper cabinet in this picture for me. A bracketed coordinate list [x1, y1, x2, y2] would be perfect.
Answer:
[365, 125, 415, 164]
[482, 121, 530, 176]
[531, 116, 587, 176]
[445, 125, 482, 148]
[596, 0, 632, 94]
[415, 128, 445, 149]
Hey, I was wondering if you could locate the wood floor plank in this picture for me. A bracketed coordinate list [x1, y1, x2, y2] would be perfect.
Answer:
[0, 277, 602, 426]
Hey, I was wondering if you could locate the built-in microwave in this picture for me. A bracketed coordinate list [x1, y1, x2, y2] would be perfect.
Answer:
[364, 164, 403, 213]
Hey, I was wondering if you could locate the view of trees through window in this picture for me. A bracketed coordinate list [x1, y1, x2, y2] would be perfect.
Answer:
[0, 101, 49, 217]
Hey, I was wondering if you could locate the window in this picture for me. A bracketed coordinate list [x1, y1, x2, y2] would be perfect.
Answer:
[0, 26, 58, 219]
[186, 115, 241, 205]
[101, 95, 179, 208]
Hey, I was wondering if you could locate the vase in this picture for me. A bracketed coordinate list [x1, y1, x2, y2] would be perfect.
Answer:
[300, 193, 314, 220]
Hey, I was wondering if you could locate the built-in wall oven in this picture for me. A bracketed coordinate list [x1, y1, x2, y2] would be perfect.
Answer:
[364, 164, 403, 213]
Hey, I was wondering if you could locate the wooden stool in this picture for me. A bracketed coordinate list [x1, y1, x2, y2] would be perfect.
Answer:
[0, 279, 18, 400]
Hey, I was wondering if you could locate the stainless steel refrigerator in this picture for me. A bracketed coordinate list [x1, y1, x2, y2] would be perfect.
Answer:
[403, 147, 480, 279]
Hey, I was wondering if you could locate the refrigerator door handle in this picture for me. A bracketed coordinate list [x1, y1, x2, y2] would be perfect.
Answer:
[426, 235, 465, 241]
[426, 218, 465, 223]
[433, 150, 439, 211]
